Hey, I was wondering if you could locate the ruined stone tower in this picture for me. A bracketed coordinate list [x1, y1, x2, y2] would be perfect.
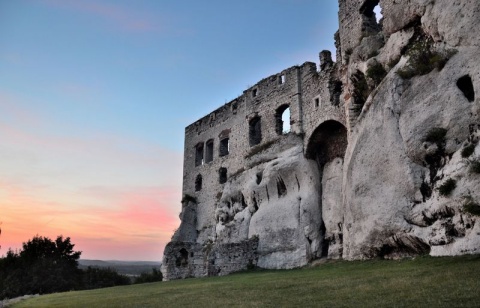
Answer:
[162, 0, 480, 280]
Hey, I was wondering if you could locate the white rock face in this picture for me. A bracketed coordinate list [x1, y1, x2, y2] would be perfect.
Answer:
[322, 158, 344, 259]
[215, 141, 324, 269]
[342, 0, 480, 259]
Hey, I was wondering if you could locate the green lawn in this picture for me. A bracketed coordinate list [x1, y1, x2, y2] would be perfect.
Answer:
[13, 255, 480, 307]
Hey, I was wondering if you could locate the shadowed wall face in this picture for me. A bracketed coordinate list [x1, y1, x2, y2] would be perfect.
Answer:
[306, 120, 348, 167]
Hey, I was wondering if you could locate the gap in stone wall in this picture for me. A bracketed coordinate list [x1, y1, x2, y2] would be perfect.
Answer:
[457, 75, 475, 102]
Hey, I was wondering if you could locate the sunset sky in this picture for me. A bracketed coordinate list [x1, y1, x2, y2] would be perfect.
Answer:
[0, 0, 339, 261]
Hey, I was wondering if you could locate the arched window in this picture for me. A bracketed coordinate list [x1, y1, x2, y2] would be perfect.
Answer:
[359, 0, 382, 32]
[249, 116, 262, 146]
[275, 105, 291, 135]
[457, 75, 475, 102]
[175, 248, 189, 267]
[195, 143, 204, 166]
[219, 168, 227, 184]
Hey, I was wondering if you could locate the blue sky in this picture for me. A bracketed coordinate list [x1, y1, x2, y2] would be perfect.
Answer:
[0, 0, 339, 260]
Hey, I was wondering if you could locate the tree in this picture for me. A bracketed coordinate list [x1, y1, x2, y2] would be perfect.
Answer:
[134, 268, 163, 284]
[0, 235, 82, 299]
[81, 266, 131, 289]
[0, 235, 134, 299]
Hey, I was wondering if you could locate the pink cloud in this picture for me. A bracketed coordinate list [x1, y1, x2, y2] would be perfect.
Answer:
[41, 0, 164, 33]
[0, 181, 181, 260]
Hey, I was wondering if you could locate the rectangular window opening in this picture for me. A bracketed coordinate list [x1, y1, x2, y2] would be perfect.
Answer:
[219, 138, 230, 157]
[205, 140, 214, 163]
[195, 144, 204, 167]
[219, 168, 227, 184]
[249, 117, 262, 146]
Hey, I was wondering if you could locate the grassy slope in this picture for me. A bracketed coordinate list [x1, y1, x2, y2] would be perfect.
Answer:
[14, 255, 480, 307]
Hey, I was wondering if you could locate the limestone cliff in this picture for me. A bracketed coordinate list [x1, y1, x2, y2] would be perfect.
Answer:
[162, 0, 480, 280]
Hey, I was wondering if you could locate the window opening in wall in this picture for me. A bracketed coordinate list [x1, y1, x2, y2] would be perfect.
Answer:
[195, 174, 202, 191]
[219, 138, 230, 157]
[205, 139, 214, 163]
[315, 97, 320, 107]
[373, 4, 382, 23]
[219, 167, 227, 184]
[175, 248, 189, 267]
[195, 143, 204, 166]
[329, 80, 343, 106]
[359, 0, 382, 33]
[249, 116, 262, 146]
[457, 75, 475, 102]
[252, 89, 258, 97]
[279, 74, 286, 84]
[275, 105, 291, 135]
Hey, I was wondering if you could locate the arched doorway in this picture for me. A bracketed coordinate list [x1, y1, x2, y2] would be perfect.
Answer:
[306, 120, 348, 167]
[306, 120, 348, 259]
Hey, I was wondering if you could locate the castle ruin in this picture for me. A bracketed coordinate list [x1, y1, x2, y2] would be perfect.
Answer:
[162, 0, 480, 280]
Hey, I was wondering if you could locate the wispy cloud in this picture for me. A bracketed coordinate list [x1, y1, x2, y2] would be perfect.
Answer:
[41, 0, 165, 33]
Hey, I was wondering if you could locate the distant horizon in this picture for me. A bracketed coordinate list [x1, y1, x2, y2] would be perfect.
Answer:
[79, 259, 161, 264]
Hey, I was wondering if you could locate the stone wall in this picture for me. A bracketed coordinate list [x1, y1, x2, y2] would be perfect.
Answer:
[161, 238, 259, 281]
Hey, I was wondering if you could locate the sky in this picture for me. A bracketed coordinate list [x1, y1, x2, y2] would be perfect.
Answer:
[0, 0, 340, 261]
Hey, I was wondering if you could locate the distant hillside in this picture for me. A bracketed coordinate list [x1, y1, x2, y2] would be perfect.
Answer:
[78, 259, 161, 276]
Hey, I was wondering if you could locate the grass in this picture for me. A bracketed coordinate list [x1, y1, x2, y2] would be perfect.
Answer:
[425, 127, 447, 144]
[13, 255, 480, 308]
[461, 144, 476, 158]
[366, 63, 387, 86]
[470, 159, 480, 174]
[463, 197, 480, 216]
[397, 41, 456, 79]
[438, 178, 456, 196]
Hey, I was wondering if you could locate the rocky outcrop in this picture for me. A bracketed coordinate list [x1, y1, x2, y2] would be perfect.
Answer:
[162, 0, 480, 280]
[341, 0, 480, 260]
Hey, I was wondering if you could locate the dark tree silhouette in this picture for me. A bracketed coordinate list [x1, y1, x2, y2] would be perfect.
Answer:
[0, 235, 82, 299]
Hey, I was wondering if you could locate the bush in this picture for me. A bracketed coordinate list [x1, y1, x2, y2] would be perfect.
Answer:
[0, 235, 82, 299]
[0, 235, 136, 299]
[366, 63, 387, 86]
[470, 160, 480, 174]
[461, 144, 476, 158]
[425, 127, 448, 144]
[397, 41, 456, 79]
[463, 197, 480, 216]
[81, 267, 130, 290]
[387, 57, 401, 69]
[181, 194, 197, 204]
[438, 178, 457, 197]
[134, 268, 163, 284]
